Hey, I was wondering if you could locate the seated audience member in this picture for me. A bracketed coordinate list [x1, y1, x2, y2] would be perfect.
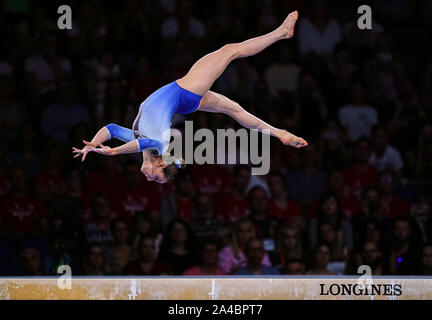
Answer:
[183, 240, 225, 275]
[342, 137, 379, 201]
[124, 236, 172, 275]
[316, 222, 349, 274]
[19, 248, 45, 276]
[388, 217, 421, 275]
[247, 186, 283, 244]
[218, 218, 272, 274]
[267, 171, 303, 226]
[270, 225, 304, 270]
[157, 219, 199, 275]
[105, 218, 136, 275]
[83, 194, 114, 249]
[82, 244, 111, 276]
[377, 170, 410, 219]
[234, 238, 280, 275]
[353, 241, 385, 275]
[369, 126, 404, 180]
[410, 193, 432, 244]
[190, 193, 226, 242]
[281, 258, 306, 275]
[338, 81, 378, 142]
[308, 193, 353, 251]
[0, 167, 48, 237]
[215, 165, 251, 223]
[306, 243, 335, 275]
[160, 172, 196, 228]
[419, 244, 432, 275]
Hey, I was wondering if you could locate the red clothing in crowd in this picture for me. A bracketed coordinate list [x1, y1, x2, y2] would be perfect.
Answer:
[175, 196, 194, 222]
[214, 193, 250, 223]
[342, 166, 379, 200]
[382, 196, 410, 219]
[190, 165, 232, 194]
[183, 266, 226, 276]
[34, 171, 66, 194]
[0, 194, 47, 233]
[111, 187, 160, 222]
[84, 171, 126, 199]
[267, 199, 302, 223]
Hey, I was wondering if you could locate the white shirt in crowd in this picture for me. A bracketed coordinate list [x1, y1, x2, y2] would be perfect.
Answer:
[338, 104, 378, 141]
[25, 55, 71, 95]
[297, 18, 342, 58]
[369, 145, 404, 171]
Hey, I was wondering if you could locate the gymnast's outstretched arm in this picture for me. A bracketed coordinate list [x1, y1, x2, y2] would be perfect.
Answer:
[72, 123, 163, 160]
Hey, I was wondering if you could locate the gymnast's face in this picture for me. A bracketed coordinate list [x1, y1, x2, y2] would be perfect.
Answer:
[141, 156, 168, 184]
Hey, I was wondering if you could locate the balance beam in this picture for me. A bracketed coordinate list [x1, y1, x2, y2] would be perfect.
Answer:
[0, 277, 431, 300]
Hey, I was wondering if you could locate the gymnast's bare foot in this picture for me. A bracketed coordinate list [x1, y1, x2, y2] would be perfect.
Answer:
[279, 130, 308, 148]
[278, 10, 298, 39]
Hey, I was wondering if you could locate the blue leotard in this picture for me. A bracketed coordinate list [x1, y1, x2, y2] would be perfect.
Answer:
[105, 81, 202, 156]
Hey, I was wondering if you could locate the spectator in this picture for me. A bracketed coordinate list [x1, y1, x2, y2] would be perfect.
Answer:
[377, 170, 410, 219]
[124, 236, 173, 275]
[267, 171, 303, 226]
[215, 165, 251, 223]
[130, 212, 163, 254]
[7, 122, 41, 180]
[34, 148, 67, 204]
[306, 243, 335, 275]
[338, 81, 378, 142]
[388, 217, 420, 275]
[410, 193, 432, 244]
[183, 240, 225, 275]
[83, 194, 114, 249]
[218, 218, 272, 274]
[0, 167, 48, 236]
[287, 144, 328, 206]
[247, 186, 282, 242]
[234, 238, 280, 275]
[82, 244, 111, 276]
[297, 0, 342, 59]
[25, 31, 71, 99]
[342, 137, 378, 200]
[359, 241, 385, 275]
[419, 244, 432, 275]
[317, 222, 349, 274]
[190, 193, 226, 242]
[112, 160, 160, 222]
[19, 248, 45, 276]
[264, 44, 301, 96]
[160, 171, 196, 228]
[270, 225, 304, 270]
[157, 219, 199, 275]
[0, 76, 25, 141]
[369, 126, 404, 179]
[41, 78, 91, 143]
[105, 218, 136, 275]
[281, 258, 306, 275]
[308, 193, 353, 252]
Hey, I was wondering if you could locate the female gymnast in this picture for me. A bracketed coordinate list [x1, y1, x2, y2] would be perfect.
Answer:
[72, 11, 308, 184]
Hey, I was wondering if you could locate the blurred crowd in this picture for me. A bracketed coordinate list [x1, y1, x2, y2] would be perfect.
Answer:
[0, 0, 432, 276]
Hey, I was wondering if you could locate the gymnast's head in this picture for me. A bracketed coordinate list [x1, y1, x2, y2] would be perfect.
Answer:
[141, 152, 185, 183]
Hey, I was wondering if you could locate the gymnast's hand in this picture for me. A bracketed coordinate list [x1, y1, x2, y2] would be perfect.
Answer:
[82, 141, 114, 156]
[72, 140, 112, 161]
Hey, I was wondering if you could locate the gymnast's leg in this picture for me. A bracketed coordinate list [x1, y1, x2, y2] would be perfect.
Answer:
[198, 90, 308, 148]
[176, 11, 299, 96]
